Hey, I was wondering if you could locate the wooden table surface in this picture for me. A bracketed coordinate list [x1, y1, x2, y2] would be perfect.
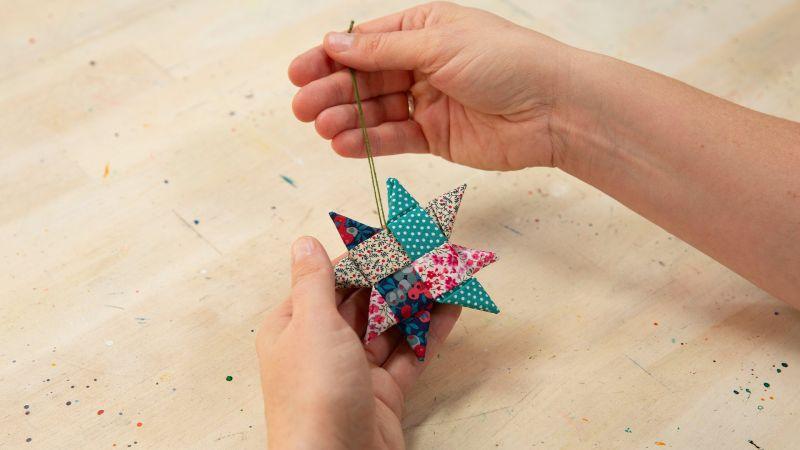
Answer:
[3, 1, 799, 448]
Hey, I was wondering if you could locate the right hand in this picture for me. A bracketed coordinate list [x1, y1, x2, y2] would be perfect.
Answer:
[288, 1, 574, 171]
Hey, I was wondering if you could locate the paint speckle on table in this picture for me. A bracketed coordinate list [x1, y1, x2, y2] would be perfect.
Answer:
[748, 439, 762, 449]
[226, 375, 233, 382]
[501, 223, 523, 235]
[104, 163, 110, 178]
[280, 174, 296, 187]
[655, 441, 666, 446]
[26, 437, 32, 443]
[97, 409, 104, 415]
[136, 422, 143, 427]
[763, 382, 770, 388]
[624, 427, 632, 433]
[65, 401, 72, 406]
[653, 322, 659, 326]
[781, 362, 788, 367]
[193, 219, 199, 225]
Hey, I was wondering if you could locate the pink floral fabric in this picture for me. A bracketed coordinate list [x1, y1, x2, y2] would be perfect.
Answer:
[364, 288, 398, 344]
[412, 243, 497, 298]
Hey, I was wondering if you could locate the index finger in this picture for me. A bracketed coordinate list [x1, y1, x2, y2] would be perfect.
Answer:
[287, 7, 419, 87]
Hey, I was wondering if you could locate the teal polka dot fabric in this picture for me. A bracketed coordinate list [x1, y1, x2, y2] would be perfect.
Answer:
[387, 178, 419, 221]
[388, 206, 446, 260]
[437, 277, 499, 313]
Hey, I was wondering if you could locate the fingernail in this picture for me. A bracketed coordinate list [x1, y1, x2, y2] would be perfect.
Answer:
[292, 237, 315, 261]
[326, 32, 353, 52]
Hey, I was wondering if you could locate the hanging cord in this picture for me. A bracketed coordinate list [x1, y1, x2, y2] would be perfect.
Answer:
[347, 20, 387, 229]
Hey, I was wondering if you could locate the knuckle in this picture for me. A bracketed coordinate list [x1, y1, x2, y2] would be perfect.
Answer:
[368, 128, 382, 151]
[292, 259, 328, 281]
[333, 72, 350, 103]
[314, 113, 333, 139]
[365, 34, 384, 54]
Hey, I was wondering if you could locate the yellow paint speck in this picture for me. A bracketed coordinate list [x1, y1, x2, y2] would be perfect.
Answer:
[103, 163, 110, 178]
[655, 442, 666, 446]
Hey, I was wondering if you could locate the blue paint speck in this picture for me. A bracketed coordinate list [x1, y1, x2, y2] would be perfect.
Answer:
[280, 175, 296, 187]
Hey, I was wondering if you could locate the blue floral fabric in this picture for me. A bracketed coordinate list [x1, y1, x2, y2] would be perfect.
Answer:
[375, 266, 434, 360]
[329, 212, 381, 250]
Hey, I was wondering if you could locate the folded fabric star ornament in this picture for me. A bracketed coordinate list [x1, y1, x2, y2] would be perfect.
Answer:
[330, 178, 499, 361]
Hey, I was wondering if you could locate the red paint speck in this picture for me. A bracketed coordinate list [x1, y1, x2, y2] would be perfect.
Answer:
[136, 422, 143, 428]
[97, 409, 104, 415]
[28, 37, 36, 44]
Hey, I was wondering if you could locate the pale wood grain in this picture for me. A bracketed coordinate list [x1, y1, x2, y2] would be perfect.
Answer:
[2, 1, 799, 448]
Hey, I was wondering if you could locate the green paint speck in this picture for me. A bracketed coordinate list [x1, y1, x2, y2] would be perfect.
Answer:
[781, 362, 788, 368]
[745, 388, 751, 393]
[757, 405, 764, 411]
[226, 375, 233, 382]
[671, 338, 676, 344]
[624, 427, 632, 433]
[763, 382, 770, 388]
[777, 368, 782, 373]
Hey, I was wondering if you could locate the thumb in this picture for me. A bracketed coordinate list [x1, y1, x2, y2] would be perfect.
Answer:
[324, 30, 436, 72]
[290, 236, 336, 322]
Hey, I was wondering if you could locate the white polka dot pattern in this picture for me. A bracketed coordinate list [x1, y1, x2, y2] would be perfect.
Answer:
[387, 178, 419, 222]
[436, 277, 499, 314]
[387, 206, 447, 260]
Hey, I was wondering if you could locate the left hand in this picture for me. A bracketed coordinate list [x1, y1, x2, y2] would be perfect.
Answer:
[256, 236, 461, 449]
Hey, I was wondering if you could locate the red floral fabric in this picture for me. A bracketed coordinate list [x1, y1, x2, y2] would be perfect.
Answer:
[412, 243, 497, 298]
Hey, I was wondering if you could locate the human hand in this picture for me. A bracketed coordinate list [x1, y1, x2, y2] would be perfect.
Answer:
[288, 1, 574, 171]
[256, 236, 461, 449]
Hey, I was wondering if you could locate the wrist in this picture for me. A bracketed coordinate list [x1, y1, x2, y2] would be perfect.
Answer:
[268, 413, 349, 450]
[548, 48, 622, 180]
